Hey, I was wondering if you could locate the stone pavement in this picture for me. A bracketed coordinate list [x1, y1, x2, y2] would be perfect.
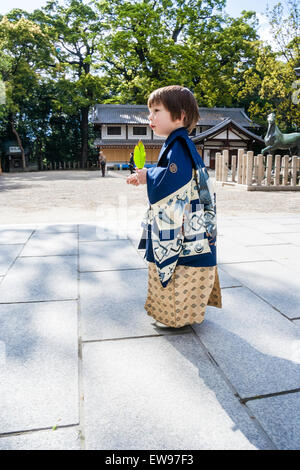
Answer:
[0, 214, 299, 450]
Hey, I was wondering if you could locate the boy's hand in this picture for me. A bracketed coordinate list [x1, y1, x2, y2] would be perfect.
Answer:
[126, 168, 147, 186]
[126, 173, 139, 186]
[136, 168, 147, 185]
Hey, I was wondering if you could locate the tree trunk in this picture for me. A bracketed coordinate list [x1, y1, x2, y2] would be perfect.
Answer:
[36, 139, 43, 171]
[10, 116, 26, 169]
[80, 106, 89, 168]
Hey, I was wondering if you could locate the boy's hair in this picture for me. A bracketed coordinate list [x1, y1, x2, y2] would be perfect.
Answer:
[147, 85, 200, 133]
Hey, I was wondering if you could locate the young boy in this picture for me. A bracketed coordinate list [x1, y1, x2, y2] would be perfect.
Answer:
[127, 85, 222, 328]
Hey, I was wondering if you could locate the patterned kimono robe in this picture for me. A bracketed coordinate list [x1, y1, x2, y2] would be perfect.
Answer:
[139, 126, 217, 289]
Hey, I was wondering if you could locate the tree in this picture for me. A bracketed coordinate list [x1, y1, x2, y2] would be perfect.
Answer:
[31, 0, 109, 166]
[95, 1, 260, 108]
[266, 0, 299, 66]
[233, 43, 300, 134]
[96, 0, 231, 103]
[184, 11, 260, 106]
[0, 14, 52, 168]
[234, 1, 300, 134]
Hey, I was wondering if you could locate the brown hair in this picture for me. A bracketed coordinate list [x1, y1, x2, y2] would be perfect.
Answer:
[147, 85, 200, 133]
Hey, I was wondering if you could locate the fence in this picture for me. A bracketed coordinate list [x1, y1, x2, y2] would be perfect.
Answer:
[215, 149, 300, 191]
[40, 161, 134, 171]
[40, 161, 157, 171]
[40, 161, 99, 170]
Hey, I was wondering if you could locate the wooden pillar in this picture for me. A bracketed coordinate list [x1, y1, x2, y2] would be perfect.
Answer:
[266, 154, 272, 186]
[253, 155, 258, 182]
[246, 151, 254, 186]
[215, 152, 221, 181]
[257, 154, 264, 186]
[237, 149, 244, 184]
[231, 155, 237, 182]
[242, 153, 247, 184]
[215, 152, 219, 181]
[222, 150, 229, 182]
[274, 155, 281, 186]
[292, 156, 297, 186]
[282, 155, 289, 185]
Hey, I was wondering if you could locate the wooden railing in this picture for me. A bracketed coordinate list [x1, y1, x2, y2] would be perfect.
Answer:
[215, 149, 300, 190]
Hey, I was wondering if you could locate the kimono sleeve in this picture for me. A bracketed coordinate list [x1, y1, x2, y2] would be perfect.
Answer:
[146, 139, 193, 288]
[146, 140, 193, 205]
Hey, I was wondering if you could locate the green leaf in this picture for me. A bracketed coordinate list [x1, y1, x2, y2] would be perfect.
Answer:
[133, 140, 146, 169]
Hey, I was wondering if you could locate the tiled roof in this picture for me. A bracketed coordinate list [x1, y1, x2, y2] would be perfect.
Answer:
[92, 104, 260, 128]
[198, 108, 259, 128]
[192, 118, 264, 143]
[92, 104, 150, 124]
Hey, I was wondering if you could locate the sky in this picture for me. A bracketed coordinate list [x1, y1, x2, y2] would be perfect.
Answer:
[0, 0, 281, 47]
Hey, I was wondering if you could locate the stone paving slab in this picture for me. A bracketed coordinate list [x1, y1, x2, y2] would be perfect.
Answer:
[218, 215, 300, 228]
[0, 301, 78, 434]
[0, 244, 24, 276]
[218, 266, 242, 288]
[268, 232, 300, 245]
[0, 427, 81, 450]
[219, 261, 300, 319]
[193, 287, 300, 398]
[218, 226, 282, 246]
[247, 393, 300, 450]
[79, 224, 125, 241]
[240, 220, 300, 234]
[0, 224, 38, 230]
[256, 215, 300, 223]
[34, 224, 78, 233]
[276, 258, 300, 276]
[80, 269, 162, 340]
[128, 233, 144, 252]
[254, 244, 300, 262]
[0, 256, 78, 303]
[217, 239, 271, 264]
[20, 232, 78, 257]
[79, 267, 236, 341]
[217, 218, 249, 228]
[82, 335, 273, 450]
[79, 240, 146, 272]
[0, 229, 34, 245]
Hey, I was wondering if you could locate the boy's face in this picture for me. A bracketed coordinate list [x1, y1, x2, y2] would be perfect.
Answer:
[148, 102, 185, 138]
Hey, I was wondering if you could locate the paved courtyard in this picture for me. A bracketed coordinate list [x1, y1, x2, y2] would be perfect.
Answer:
[0, 169, 300, 224]
[0, 170, 299, 450]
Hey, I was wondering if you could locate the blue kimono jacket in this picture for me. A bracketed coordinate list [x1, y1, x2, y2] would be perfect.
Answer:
[138, 127, 217, 288]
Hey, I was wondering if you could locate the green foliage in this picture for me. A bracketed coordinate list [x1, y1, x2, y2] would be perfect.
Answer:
[0, 0, 299, 165]
[266, 0, 299, 66]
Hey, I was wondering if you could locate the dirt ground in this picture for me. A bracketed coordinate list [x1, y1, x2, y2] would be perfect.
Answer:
[0, 169, 300, 225]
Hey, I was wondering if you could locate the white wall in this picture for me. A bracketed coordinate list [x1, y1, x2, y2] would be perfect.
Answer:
[127, 125, 152, 140]
[101, 125, 126, 140]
